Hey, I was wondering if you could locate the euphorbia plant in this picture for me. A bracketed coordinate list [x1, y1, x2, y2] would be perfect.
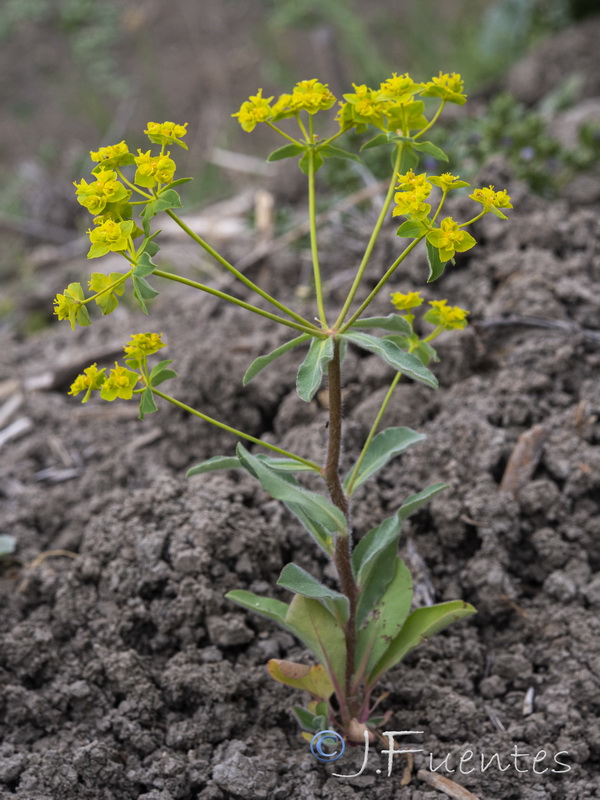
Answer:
[56, 73, 512, 743]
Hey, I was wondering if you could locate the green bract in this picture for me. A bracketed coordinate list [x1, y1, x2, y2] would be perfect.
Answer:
[58, 75, 512, 746]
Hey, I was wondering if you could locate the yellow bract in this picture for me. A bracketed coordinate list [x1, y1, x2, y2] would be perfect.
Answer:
[134, 150, 176, 188]
[426, 217, 476, 262]
[390, 291, 424, 311]
[145, 121, 188, 148]
[469, 185, 513, 219]
[68, 363, 106, 403]
[422, 72, 467, 105]
[232, 89, 274, 132]
[100, 363, 140, 401]
[90, 140, 130, 166]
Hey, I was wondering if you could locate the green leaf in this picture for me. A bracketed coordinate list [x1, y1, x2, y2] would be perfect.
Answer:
[399, 146, 419, 173]
[141, 189, 182, 234]
[293, 706, 327, 733]
[243, 334, 311, 386]
[267, 143, 306, 162]
[256, 456, 318, 473]
[368, 600, 477, 684]
[285, 596, 346, 686]
[277, 563, 349, 624]
[299, 149, 324, 175]
[344, 427, 425, 494]
[317, 144, 362, 163]
[348, 314, 412, 335]
[133, 251, 157, 278]
[138, 388, 158, 420]
[341, 332, 438, 389]
[396, 219, 428, 238]
[397, 482, 448, 522]
[356, 558, 413, 677]
[425, 239, 446, 283]
[296, 337, 334, 402]
[167, 177, 194, 188]
[236, 444, 346, 536]
[360, 133, 390, 151]
[186, 455, 241, 477]
[149, 368, 177, 387]
[0, 534, 16, 556]
[132, 275, 159, 314]
[226, 589, 289, 624]
[353, 516, 402, 628]
[411, 140, 449, 162]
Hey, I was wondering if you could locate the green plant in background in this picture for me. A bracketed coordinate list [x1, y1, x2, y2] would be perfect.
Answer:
[55, 73, 514, 743]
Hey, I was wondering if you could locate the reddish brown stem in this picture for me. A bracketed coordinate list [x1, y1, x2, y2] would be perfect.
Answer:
[324, 338, 359, 719]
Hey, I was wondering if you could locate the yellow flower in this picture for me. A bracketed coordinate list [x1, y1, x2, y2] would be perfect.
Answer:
[53, 282, 91, 330]
[429, 173, 469, 192]
[290, 79, 336, 114]
[341, 84, 386, 129]
[426, 217, 476, 262]
[90, 141, 132, 167]
[100, 363, 140, 401]
[425, 299, 469, 330]
[68, 363, 106, 403]
[232, 89, 274, 132]
[124, 332, 165, 360]
[87, 219, 135, 259]
[74, 169, 128, 215]
[379, 72, 424, 101]
[134, 150, 176, 188]
[392, 190, 431, 220]
[396, 169, 431, 194]
[469, 185, 513, 219]
[422, 72, 467, 105]
[390, 291, 424, 310]
[145, 121, 188, 149]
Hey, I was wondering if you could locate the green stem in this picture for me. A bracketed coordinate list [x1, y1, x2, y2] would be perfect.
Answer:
[345, 371, 402, 496]
[151, 387, 322, 471]
[165, 209, 317, 330]
[308, 150, 328, 327]
[339, 234, 427, 333]
[82, 269, 133, 306]
[334, 145, 403, 329]
[459, 210, 486, 227]
[117, 170, 153, 199]
[266, 121, 302, 146]
[153, 269, 323, 337]
[413, 100, 446, 140]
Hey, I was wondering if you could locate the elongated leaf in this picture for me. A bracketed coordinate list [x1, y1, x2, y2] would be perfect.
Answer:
[344, 427, 425, 494]
[267, 143, 306, 162]
[226, 589, 289, 624]
[341, 332, 438, 389]
[360, 133, 390, 151]
[368, 600, 477, 684]
[167, 177, 194, 188]
[243, 334, 311, 386]
[236, 444, 346, 535]
[425, 239, 446, 283]
[296, 337, 334, 402]
[356, 558, 413, 677]
[412, 140, 449, 162]
[318, 144, 362, 163]
[277, 563, 349, 624]
[257, 457, 318, 473]
[349, 314, 412, 335]
[285, 596, 346, 686]
[186, 455, 241, 477]
[397, 482, 448, 521]
[396, 219, 428, 238]
[268, 661, 334, 701]
[354, 520, 400, 629]
[285, 502, 334, 555]
[399, 146, 419, 173]
[133, 275, 159, 314]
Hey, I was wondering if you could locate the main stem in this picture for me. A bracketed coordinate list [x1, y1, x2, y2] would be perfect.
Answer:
[325, 338, 358, 717]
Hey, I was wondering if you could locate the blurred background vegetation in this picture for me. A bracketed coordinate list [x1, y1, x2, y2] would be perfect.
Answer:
[0, 0, 599, 329]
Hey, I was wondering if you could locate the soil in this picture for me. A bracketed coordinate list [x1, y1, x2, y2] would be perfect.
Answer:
[2, 19, 600, 800]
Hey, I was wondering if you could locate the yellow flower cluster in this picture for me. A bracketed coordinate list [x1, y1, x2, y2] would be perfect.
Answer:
[134, 150, 176, 188]
[469, 185, 513, 219]
[390, 291, 424, 311]
[53, 282, 90, 330]
[425, 299, 470, 330]
[87, 219, 135, 258]
[68, 363, 106, 403]
[233, 80, 336, 132]
[144, 121, 188, 148]
[124, 332, 165, 360]
[392, 169, 432, 220]
[422, 72, 467, 105]
[90, 141, 132, 168]
[74, 169, 128, 215]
